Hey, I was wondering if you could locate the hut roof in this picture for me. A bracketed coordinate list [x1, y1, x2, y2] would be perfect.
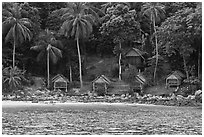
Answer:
[125, 48, 145, 60]
[52, 74, 69, 83]
[167, 70, 185, 80]
[167, 74, 180, 80]
[92, 75, 111, 84]
[172, 70, 185, 78]
[135, 74, 146, 85]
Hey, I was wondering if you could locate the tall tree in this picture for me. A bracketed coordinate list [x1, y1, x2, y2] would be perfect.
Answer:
[2, 3, 32, 68]
[58, 2, 96, 87]
[101, 2, 130, 14]
[100, 4, 141, 80]
[142, 2, 165, 84]
[157, 4, 202, 80]
[30, 29, 62, 88]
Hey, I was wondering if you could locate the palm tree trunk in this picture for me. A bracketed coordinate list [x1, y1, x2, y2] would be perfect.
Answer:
[47, 49, 50, 88]
[183, 54, 189, 80]
[70, 65, 72, 82]
[198, 50, 200, 78]
[13, 37, 16, 68]
[119, 42, 122, 80]
[77, 38, 83, 87]
[153, 19, 158, 84]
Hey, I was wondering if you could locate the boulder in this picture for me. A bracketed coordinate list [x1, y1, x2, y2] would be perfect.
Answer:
[34, 90, 44, 96]
[170, 93, 176, 99]
[121, 94, 125, 98]
[134, 93, 139, 97]
[32, 99, 38, 103]
[187, 95, 195, 100]
[195, 90, 202, 102]
[195, 90, 202, 96]
[176, 95, 184, 100]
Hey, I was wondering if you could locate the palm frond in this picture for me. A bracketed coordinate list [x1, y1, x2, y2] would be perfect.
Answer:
[19, 18, 32, 27]
[80, 21, 88, 37]
[73, 17, 79, 26]
[85, 7, 99, 24]
[16, 23, 28, 42]
[51, 46, 62, 58]
[49, 48, 58, 64]
[2, 16, 16, 25]
[52, 7, 72, 17]
[61, 20, 74, 37]
[30, 44, 46, 51]
[83, 14, 95, 25]
[4, 26, 14, 43]
[61, 12, 74, 20]
[60, 2, 95, 39]
[70, 23, 76, 37]
[2, 9, 13, 19]
[36, 50, 46, 62]
[81, 18, 93, 35]
[142, 2, 165, 24]
[21, 24, 32, 40]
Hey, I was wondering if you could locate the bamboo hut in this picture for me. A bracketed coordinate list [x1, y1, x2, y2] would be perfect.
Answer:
[52, 74, 69, 92]
[92, 75, 111, 94]
[133, 74, 147, 93]
[125, 48, 145, 70]
[166, 71, 185, 89]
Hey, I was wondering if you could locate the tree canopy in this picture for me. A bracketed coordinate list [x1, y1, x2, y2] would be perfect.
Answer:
[2, 2, 202, 88]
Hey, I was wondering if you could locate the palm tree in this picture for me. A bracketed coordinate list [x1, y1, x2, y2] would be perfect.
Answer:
[59, 2, 96, 88]
[142, 2, 165, 84]
[2, 3, 32, 68]
[31, 29, 62, 88]
[3, 66, 25, 92]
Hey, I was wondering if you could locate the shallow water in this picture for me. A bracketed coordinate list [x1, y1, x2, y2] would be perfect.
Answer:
[2, 101, 202, 135]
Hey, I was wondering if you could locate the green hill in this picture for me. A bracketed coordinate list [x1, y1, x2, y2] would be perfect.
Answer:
[84, 56, 117, 81]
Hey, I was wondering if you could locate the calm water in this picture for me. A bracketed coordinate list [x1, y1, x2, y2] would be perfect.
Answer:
[2, 102, 202, 135]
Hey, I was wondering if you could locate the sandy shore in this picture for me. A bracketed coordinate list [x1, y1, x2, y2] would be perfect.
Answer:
[2, 100, 165, 108]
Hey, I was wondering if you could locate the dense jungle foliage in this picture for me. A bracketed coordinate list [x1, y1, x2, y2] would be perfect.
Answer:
[2, 2, 202, 93]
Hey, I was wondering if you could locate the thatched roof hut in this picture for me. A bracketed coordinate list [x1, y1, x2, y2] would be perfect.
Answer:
[125, 48, 145, 68]
[166, 71, 185, 89]
[52, 74, 69, 92]
[92, 75, 111, 94]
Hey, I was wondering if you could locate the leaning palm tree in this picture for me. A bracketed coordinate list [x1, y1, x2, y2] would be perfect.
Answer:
[2, 3, 32, 68]
[31, 29, 62, 88]
[59, 2, 96, 88]
[142, 2, 165, 84]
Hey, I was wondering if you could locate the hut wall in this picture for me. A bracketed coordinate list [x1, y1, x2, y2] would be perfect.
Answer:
[126, 57, 142, 66]
[55, 81, 67, 87]
[167, 79, 180, 87]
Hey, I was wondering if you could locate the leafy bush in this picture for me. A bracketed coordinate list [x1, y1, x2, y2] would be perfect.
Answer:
[3, 66, 26, 94]
[179, 76, 202, 96]
[122, 66, 138, 84]
[111, 65, 119, 78]
[143, 55, 171, 85]
[69, 81, 80, 89]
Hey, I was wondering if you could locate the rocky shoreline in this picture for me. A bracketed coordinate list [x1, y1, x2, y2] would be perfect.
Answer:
[2, 94, 202, 107]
